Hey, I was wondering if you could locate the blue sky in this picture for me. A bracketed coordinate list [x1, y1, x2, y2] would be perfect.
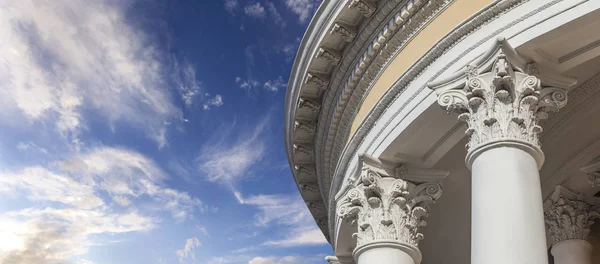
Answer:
[0, 0, 332, 263]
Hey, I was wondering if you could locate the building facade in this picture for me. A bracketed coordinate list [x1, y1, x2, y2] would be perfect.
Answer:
[284, 0, 600, 263]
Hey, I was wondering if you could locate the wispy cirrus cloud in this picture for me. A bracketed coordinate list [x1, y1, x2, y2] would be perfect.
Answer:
[0, 0, 189, 148]
[203, 94, 224, 110]
[0, 146, 206, 263]
[285, 0, 319, 23]
[263, 76, 287, 92]
[196, 116, 270, 187]
[176, 237, 201, 263]
[224, 0, 239, 15]
[238, 193, 328, 247]
[248, 255, 324, 264]
[244, 3, 266, 19]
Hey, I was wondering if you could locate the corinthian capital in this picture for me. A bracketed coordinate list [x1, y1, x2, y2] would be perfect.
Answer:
[544, 186, 600, 245]
[428, 37, 576, 166]
[337, 155, 442, 248]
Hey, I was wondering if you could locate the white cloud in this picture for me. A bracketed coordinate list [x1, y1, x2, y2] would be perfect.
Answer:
[263, 77, 287, 92]
[58, 147, 206, 219]
[265, 2, 285, 26]
[176, 237, 201, 263]
[196, 225, 209, 236]
[197, 116, 269, 186]
[285, 0, 318, 23]
[239, 193, 328, 247]
[248, 256, 303, 264]
[203, 94, 224, 110]
[236, 77, 260, 92]
[0, 207, 154, 264]
[244, 3, 266, 19]
[0, 0, 183, 148]
[16, 141, 48, 154]
[224, 0, 238, 15]
[0, 146, 206, 263]
[172, 59, 202, 107]
[248, 255, 324, 264]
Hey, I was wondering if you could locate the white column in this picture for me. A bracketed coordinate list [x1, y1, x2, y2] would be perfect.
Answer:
[551, 240, 593, 264]
[545, 186, 599, 264]
[337, 155, 443, 264]
[470, 147, 547, 264]
[430, 37, 574, 264]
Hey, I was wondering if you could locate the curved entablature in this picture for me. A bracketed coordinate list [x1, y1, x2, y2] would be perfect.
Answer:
[285, 0, 445, 238]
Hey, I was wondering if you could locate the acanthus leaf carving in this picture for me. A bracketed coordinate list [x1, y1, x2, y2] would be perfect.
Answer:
[544, 186, 600, 245]
[348, 0, 376, 18]
[337, 155, 442, 247]
[316, 47, 342, 66]
[430, 38, 572, 153]
[305, 73, 330, 90]
[330, 22, 357, 43]
[293, 144, 313, 156]
[294, 120, 316, 134]
[298, 97, 321, 113]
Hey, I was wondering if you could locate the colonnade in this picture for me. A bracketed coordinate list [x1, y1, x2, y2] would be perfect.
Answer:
[326, 37, 600, 264]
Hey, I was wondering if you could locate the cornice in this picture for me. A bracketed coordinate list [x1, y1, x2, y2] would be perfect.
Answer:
[286, 0, 442, 240]
[329, 0, 576, 243]
[318, 0, 450, 211]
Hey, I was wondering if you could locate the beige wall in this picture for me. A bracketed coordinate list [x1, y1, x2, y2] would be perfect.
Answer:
[348, 0, 493, 142]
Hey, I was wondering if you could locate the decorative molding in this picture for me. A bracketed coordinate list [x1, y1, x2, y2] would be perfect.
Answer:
[337, 154, 442, 247]
[394, 165, 450, 183]
[295, 165, 316, 176]
[320, 0, 434, 186]
[330, 0, 576, 240]
[348, 0, 377, 18]
[325, 256, 354, 264]
[544, 186, 600, 245]
[307, 201, 327, 212]
[305, 73, 331, 90]
[293, 144, 313, 156]
[297, 97, 321, 113]
[429, 37, 572, 163]
[330, 22, 357, 43]
[325, 256, 340, 264]
[580, 156, 600, 187]
[300, 182, 320, 193]
[316, 47, 342, 66]
[294, 120, 316, 134]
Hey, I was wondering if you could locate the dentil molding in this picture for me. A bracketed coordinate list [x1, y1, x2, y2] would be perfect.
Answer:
[337, 154, 443, 248]
[544, 186, 600, 245]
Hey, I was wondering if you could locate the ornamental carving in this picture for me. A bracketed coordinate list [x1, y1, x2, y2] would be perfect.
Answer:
[544, 186, 600, 245]
[348, 0, 376, 18]
[429, 37, 575, 153]
[337, 155, 442, 247]
[330, 22, 357, 43]
[293, 144, 313, 156]
[316, 47, 341, 66]
[581, 157, 600, 187]
[305, 73, 330, 90]
[294, 165, 315, 176]
[298, 97, 321, 113]
[294, 120, 316, 134]
[589, 172, 600, 188]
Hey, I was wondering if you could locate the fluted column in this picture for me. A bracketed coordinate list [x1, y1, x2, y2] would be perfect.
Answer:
[337, 155, 443, 264]
[429, 37, 575, 264]
[545, 186, 599, 264]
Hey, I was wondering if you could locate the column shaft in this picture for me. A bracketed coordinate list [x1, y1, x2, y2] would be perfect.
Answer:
[551, 239, 593, 264]
[355, 242, 417, 264]
[471, 147, 548, 264]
